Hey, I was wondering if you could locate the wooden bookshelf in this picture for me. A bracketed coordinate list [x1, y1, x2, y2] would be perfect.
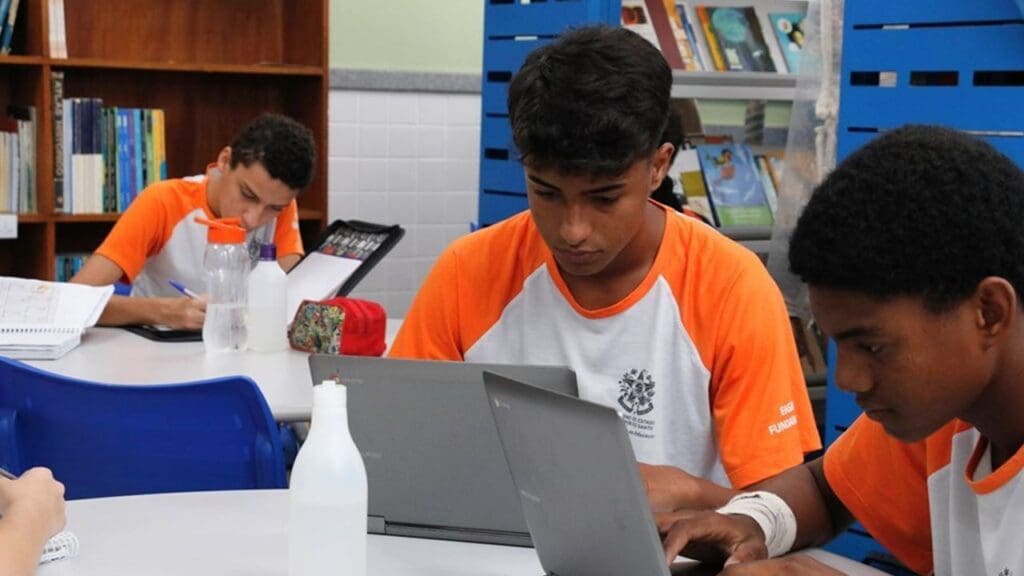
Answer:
[0, 0, 329, 280]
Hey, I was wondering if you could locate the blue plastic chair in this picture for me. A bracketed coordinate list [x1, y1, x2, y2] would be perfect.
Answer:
[0, 356, 286, 499]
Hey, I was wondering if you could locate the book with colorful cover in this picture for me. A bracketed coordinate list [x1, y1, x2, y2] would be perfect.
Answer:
[696, 143, 773, 227]
[662, 0, 701, 71]
[674, 148, 714, 224]
[700, 6, 775, 72]
[621, 0, 662, 53]
[674, 3, 706, 71]
[0, 0, 21, 55]
[695, 5, 726, 71]
[769, 12, 805, 74]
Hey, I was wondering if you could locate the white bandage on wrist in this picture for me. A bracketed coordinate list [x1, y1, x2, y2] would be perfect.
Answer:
[715, 491, 797, 558]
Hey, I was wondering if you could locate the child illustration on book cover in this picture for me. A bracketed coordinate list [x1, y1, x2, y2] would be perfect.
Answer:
[698, 144, 769, 209]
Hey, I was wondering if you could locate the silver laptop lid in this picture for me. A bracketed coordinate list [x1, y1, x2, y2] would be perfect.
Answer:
[308, 355, 577, 544]
[483, 371, 671, 576]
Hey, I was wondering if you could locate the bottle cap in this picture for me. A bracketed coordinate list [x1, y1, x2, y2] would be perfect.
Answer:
[259, 244, 277, 261]
[195, 216, 246, 244]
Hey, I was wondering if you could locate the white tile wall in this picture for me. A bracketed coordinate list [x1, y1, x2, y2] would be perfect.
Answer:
[327, 89, 482, 318]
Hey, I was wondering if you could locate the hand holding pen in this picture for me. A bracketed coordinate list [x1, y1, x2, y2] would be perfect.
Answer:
[168, 280, 200, 299]
[166, 281, 207, 330]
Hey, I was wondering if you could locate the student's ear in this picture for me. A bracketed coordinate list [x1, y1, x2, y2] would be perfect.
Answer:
[650, 143, 674, 190]
[974, 277, 1018, 343]
[215, 146, 232, 173]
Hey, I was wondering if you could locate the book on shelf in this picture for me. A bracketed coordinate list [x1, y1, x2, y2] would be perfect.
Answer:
[621, 0, 662, 54]
[768, 12, 806, 74]
[55, 253, 90, 283]
[47, 0, 66, 58]
[51, 71, 65, 212]
[8, 105, 35, 213]
[754, 154, 779, 215]
[696, 5, 776, 72]
[0, 106, 32, 214]
[52, 91, 167, 215]
[622, 0, 704, 71]
[667, 148, 715, 224]
[0, 276, 113, 360]
[0, 0, 21, 55]
[696, 143, 774, 227]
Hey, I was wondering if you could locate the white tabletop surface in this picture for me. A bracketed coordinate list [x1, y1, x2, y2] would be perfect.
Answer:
[24, 321, 403, 422]
[40, 490, 544, 576]
[38, 490, 886, 576]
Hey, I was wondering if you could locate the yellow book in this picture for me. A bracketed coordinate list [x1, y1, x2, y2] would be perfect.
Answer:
[696, 5, 726, 71]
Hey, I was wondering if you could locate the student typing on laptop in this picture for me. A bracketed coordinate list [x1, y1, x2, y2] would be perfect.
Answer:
[70, 113, 316, 330]
[660, 128, 1024, 575]
[390, 26, 820, 507]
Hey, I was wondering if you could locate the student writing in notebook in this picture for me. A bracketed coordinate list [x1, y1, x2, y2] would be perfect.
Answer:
[390, 26, 820, 507]
[658, 127, 1024, 575]
[71, 113, 317, 330]
[0, 468, 66, 576]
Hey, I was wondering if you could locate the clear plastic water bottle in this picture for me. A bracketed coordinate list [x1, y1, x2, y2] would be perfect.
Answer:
[289, 380, 368, 576]
[197, 216, 249, 354]
[247, 243, 289, 352]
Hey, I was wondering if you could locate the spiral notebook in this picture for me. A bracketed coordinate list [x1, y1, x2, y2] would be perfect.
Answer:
[0, 276, 114, 360]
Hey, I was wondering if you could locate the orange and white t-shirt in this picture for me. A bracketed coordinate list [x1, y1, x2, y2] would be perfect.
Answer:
[95, 168, 303, 298]
[390, 207, 821, 488]
[825, 417, 1024, 576]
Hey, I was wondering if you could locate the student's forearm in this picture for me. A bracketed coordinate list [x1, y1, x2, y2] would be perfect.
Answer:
[0, 518, 50, 576]
[96, 294, 164, 326]
[749, 458, 853, 549]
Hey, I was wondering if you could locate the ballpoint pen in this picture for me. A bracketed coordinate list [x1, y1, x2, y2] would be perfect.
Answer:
[168, 280, 199, 299]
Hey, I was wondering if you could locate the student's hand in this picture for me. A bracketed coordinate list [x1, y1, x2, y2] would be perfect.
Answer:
[659, 509, 767, 566]
[0, 468, 67, 541]
[639, 464, 737, 513]
[715, 556, 845, 575]
[161, 296, 207, 330]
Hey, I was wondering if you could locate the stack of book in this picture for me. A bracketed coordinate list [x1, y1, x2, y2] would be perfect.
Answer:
[621, 0, 806, 74]
[51, 73, 168, 214]
[0, 104, 35, 213]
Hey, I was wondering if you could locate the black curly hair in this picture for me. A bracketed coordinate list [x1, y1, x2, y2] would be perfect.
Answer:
[789, 125, 1024, 312]
[507, 25, 671, 177]
[230, 113, 316, 191]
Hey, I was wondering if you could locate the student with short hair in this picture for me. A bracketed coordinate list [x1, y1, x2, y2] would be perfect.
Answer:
[660, 125, 1024, 576]
[72, 113, 316, 330]
[0, 468, 67, 576]
[391, 26, 820, 501]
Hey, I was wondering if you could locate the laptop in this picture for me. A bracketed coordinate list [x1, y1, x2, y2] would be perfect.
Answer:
[308, 355, 577, 546]
[482, 370, 680, 576]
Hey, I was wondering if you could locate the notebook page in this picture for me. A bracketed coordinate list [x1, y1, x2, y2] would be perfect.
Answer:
[0, 277, 113, 330]
[286, 252, 361, 320]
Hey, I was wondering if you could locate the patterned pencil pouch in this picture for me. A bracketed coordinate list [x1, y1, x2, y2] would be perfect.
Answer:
[288, 300, 346, 355]
[287, 297, 387, 356]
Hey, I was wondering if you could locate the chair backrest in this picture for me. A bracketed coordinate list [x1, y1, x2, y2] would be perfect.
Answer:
[0, 356, 286, 499]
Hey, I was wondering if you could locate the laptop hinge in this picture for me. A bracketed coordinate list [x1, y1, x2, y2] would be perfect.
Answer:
[367, 515, 386, 534]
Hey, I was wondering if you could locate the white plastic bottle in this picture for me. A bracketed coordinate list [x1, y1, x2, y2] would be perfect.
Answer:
[247, 243, 288, 351]
[289, 380, 368, 576]
[198, 216, 248, 354]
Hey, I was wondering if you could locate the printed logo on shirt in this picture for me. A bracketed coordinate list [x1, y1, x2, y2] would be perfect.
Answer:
[618, 368, 656, 415]
[997, 568, 1012, 576]
[617, 368, 658, 440]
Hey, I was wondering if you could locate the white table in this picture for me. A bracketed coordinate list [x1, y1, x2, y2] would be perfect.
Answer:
[24, 321, 403, 422]
[38, 490, 886, 576]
